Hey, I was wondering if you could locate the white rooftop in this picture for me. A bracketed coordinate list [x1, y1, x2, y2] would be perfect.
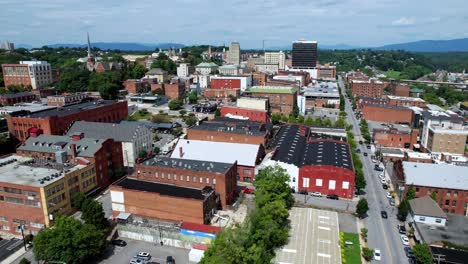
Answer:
[405, 151, 432, 159]
[0, 155, 60, 187]
[403, 162, 468, 190]
[170, 139, 260, 167]
[387, 95, 425, 102]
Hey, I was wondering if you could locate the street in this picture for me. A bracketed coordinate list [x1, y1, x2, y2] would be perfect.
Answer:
[293, 193, 357, 213]
[338, 76, 408, 264]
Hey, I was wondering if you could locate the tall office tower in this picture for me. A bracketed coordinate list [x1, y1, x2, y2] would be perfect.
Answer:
[1, 41, 14, 51]
[228, 42, 241, 65]
[265, 51, 286, 70]
[292, 40, 317, 68]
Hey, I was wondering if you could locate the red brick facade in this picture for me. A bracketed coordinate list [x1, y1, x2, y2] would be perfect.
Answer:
[245, 92, 297, 114]
[410, 186, 468, 215]
[0, 93, 37, 105]
[298, 165, 355, 199]
[362, 104, 414, 125]
[210, 79, 242, 90]
[7, 101, 128, 141]
[220, 106, 269, 123]
[1, 64, 31, 88]
[203, 89, 240, 101]
[133, 161, 237, 209]
[164, 83, 186, 100]
[187, 128, 267, 146]
[389, 83, 410, 97]
[123, 79, 149, 94]
[252, 73, 267, 86]
[373, 129, 418, 149]
[387, 97, 426, 108]
[351, 79, 386, 98]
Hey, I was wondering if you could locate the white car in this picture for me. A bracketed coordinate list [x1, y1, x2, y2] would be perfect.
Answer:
[129, 258, 145, 264]
[311, 192, 322, 197]
[401, 235, 410, 246]
[135, 252, 151, 260]
[379, 173, 385, 179]
[386, 192, 393, 199]
[380, 178, 387, 184]
[374, 249, 382, 261]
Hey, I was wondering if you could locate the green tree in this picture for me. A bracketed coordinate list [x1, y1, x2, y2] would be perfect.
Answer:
[355, 172, 366, 192]
[184, 115, 198, 126]
[98, 82, 120, 100]
[138, 150, 148, 159]
[356, 198, 369, 217]
[430, 191, 438, 202]
[271, 113, 282, 125]
[412, 243, 433, 264]
[19, 258, 31, 264]
[179, 109, 187, 117]
[362, 247, 374, 261]
[130, 64, 148, 79]
[153, 147, 160, 154]
[168, 99, 183, 110]
[254, 166, 294, 209]
[56, 63, 91, 92]
[188, 91, 198, 104]
[406, 185, 416, 200]
[152, 88, 164, 95]
[81, 199, 110, 230]
[304, 116, 314, 126]
[214, 108, 221, 117]
[72, 192, 86, 210]
[297, 115, 305, 123]
[33, 216, 106, 264]
[398, 199, 410, 221]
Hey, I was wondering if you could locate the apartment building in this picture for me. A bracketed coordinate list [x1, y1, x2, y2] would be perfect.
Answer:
[2, 61, 53, 89]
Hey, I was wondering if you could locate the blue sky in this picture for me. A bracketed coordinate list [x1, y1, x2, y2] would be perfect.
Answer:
[1, 0, 467, 48]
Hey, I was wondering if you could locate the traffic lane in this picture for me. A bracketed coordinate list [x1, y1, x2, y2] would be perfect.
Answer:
[293, 194, 357, 212]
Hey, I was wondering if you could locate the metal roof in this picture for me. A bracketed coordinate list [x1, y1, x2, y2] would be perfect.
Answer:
[403, 162, 468, 190]
[409, 196, 447, 219]
[67, 121, 150, 143]
[25, 100, 120, 118]
[141, 157, 234, 174]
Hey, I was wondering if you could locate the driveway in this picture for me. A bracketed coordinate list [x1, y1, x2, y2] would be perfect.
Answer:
[293, 193, 357, 213]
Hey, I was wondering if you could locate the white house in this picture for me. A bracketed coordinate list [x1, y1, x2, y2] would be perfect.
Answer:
[409, 196, 447, 227]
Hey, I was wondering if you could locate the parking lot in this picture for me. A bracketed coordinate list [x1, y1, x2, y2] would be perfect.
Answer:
[99, 238, 189, 264]
[275, 207, 341, 264]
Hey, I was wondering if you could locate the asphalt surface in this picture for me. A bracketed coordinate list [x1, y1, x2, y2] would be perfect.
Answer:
[293, 193, 357, 213]
[338, 76, 408, 264]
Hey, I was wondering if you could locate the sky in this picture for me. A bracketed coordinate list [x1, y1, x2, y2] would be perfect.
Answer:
[1, 0, 468, 49]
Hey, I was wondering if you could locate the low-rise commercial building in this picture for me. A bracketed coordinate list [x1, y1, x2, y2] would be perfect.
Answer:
[133, 157, 237, 208]
[17, 134, 123, 190]
[361, 104, 414, 125]
[388, 82, 410, 97]
[66, 121, 153, 167]
[245, 86, 298, 114]
[170, 139, 265, 182]
[209, 76, 252, 92]
[46, 93, 89, 107]
[387, 95, 426, 108]
[6, 99, 128, 141]
[218, 65, 241, 75]
[144, 68, 168, 83]
[187, 117, 269, 145]
[164, 82, 186, 100]
[0, 155, 97, 235]
[401, 162, 468, 215]
[369, 122, 418, 149]
[299, 81, 340, 114]
[203, 88, 240, 101]
[220, 105, 268, 123]
[409, 196, 448, 227]
[255, 63, 279, 74]
[317, 63, 337, 80]
[195, 62, 219, 75]
[0, 92, 37, 105]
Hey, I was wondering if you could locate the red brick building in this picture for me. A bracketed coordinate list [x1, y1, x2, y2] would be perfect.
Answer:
[351, 79, 386, 98]
[16, 134, 123, 190]
[0, 92, 37, 105]
[252, 73, 267, 86]
[6, 100, 128, 141]
[388, 82, 410, 97]
[387, 95, 426, 108]
[164, 82, 186, 100]
[1, 64, 31, 87]
[187, 117, 269, 146]
[123, 79, 150, 94]
[299, 164, 355, 198]
[372, 127, 418, 149]
[362, 104, 414, 125]
[133, 157, 237, 208]
[46, 93, 88, 107]
[345, 71, 369, 84]
[220, 106, 269, 123]
[110, 178, 218, 224]
[245, 86, 298, 114]
[203, 89, 240, 101]
[276, 71, 311, 86]
[210, 78, 241, 89]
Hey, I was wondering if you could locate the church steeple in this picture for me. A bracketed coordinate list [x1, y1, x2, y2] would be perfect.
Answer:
[87, 32, 93, 59]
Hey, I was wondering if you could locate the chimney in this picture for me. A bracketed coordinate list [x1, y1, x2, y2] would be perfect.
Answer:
[70, 144, 77, 161]
[179, 147, 183, 158]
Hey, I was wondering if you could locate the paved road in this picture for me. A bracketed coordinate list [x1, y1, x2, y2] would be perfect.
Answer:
[293, 193, 357, 213]
[339, 76, 408, 264]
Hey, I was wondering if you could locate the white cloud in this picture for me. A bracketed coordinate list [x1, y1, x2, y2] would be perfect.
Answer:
[391, 17, 416, 26]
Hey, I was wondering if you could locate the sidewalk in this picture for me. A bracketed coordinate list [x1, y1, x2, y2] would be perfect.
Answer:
[356, 219, 368, 264]
[0, 247, 26, 264]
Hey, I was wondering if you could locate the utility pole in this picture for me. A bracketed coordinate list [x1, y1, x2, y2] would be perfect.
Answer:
[18, 224, 27, 251]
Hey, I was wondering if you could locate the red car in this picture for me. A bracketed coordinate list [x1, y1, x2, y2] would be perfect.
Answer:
[242, 188, 255, 194]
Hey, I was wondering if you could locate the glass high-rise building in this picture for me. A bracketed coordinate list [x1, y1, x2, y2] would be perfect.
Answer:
[292, 40, 317, 68]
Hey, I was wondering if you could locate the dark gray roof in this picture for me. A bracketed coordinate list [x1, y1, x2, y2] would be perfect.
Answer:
[26, 100, 119, 118]
[0, 92, 35, 99]
[140, 157, 234, 174]
[416, 213, 468, 246]
[120, 120, 175, 130]
[18, 134, 106, 157]
[421, 111, 464, 123]
[363, 103, 411, 110]
[67, 121, 148, 142]
[190, 117, 267, 136]
[409, 196, 447, 219]
[116, 178, 213, 200]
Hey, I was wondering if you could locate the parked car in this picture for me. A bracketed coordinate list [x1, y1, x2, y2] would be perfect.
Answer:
[367, 145, 371, 149]
[401, 235, 410, 246]
[398, 224, 407, 234]
[381, 211, 388, 219]
[130, 258, 146, 264]
[386, 192, 393, 199]
[380, 178, 387, 184]
[166, 256, 175, 264]
[372, 159, 377, 163]
[310, 192, 322, 197]
[363, 152, 368, 157]
[135, 252, 152, 261]
[404, 246, 414, 258]
[382, 184, 388, 190]
[356, 148, 361, 153]
[374, 166, 384, 172]
[298, 190, 308, 195]
[111, 239, 127, 247]
[390, 198, 396, 206]
[374, 249, 382, 261]
[359, 140, 363, 144]
[326, 194, 339, 200]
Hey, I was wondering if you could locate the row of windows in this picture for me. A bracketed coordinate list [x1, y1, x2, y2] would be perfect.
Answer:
[0, 186, 38, 197]
[48, 193, 66, 207]
[46, 183, 65, 197]
[302, 178, 350, 190]
[83, 177, 96, 189]
[139, 170, 217, 185]
[416, 188, 464, 197]
[0, 196, 41, 207]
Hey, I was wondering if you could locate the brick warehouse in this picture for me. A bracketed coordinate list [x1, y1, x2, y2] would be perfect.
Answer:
[245, 86, 298, 114]
[110, 178, 218, 224]
[187, 117, 269, 146]
[133, 157, 237, 208]
[262, 125, 355, 198]
[350, 79, 387, 98]
[0, 92, 37, 105]
[361, 104, 414, 125]
[220, 105, 269, 123]
[16, 134, 123, 190]
[6, 99, 128, 141]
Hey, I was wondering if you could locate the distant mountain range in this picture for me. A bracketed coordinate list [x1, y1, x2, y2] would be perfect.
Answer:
[18, 42, 185, 51]
[373, 38, 468, 52]
[14, 37, 468, 52]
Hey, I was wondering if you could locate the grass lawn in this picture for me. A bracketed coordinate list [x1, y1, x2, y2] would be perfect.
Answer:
[384, 70, 401, 79]
[343, 232, 361, 264]
[129, 110, 151, 121]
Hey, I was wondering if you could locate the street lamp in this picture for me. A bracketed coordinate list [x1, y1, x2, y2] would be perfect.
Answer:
[17, 224, 27, 251]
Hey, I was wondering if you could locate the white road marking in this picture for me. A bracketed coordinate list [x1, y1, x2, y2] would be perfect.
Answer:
[318, 253, 331, 258]
[282, 249, 297, 253]
[318, 226, 331, 231]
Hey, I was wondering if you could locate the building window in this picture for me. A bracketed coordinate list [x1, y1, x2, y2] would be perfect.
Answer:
[213, 178, 216, 185]
[316, 179, 323, 187]
[415, 187, 420, 192]
[206, 177, 210, 184]
[446, 191, 451, 196]
[186, 176, 190, 182]
[168, 174, 171, 180]
[342, 181, 350, 190]
[435, 219, 442, 223]
[329, 180, 336, 190]
[199, 177, 203, 183]
[155, 172, 158, 178]
[445, 200, 450, 205]
[192, 176, 196, 182]
[452, 200, 457, 206]
[244, 169, 252, 176]
[161, 172, 165, 179]
[303, 178, 310, 188]
[0, 216, 7, 222]
[454, 191, 458, 197]
[180, 175, 183, 181]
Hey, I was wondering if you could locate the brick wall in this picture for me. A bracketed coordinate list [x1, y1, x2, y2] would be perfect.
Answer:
[351, 80, 386, 98]
[210, 79, 241, 89]
[187, 128, 266, 145]
[362, 104, 413, 124]
[372, 129, 418, 149]
[203, 89, 240, 101]
[298, 165, 355, 199]
[410, 185, 468, 215]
